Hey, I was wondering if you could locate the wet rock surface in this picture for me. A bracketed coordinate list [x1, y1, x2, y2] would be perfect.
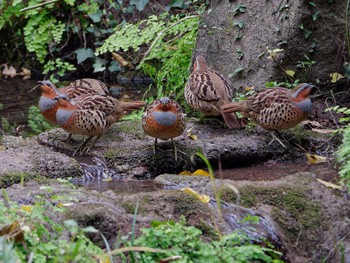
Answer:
[36, 120, 339, 178]
[2, 172, 349, 262]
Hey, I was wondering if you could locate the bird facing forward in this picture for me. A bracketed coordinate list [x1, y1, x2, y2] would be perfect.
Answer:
[38, 79, 109, 125]
[142, 97, 186, 161]
[55, 93, 145, 155]
[185, 55, 241, 129]
[222, 83, 315, 147]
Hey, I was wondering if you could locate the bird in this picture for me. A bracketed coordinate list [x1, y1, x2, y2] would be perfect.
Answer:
[184, 55, 241, 129]
[55, 93, 145, 155]
[142, 97, 186, 161]
[38, 78, 109, 125]
[221, 83, 316, 147]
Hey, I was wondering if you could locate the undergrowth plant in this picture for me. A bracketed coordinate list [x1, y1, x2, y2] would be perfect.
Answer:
[27, 106, 56, 135]
[96, 12, 200, 101]
[326, 106, 350, 188]
[0, 194, 107, 262]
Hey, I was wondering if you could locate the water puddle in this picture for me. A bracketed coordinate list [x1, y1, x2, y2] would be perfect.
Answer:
[74, 156, 338, 194]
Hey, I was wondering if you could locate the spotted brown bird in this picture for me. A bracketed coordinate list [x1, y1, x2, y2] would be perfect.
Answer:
[185, 55, 241, 129]
[222, 83, 315, 147]
[55, 93, 145, 155]
[142, 97, 186, 161]
[38, 79, 109, 125]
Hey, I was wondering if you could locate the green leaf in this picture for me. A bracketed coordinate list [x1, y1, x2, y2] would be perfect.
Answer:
[130, 0, 149, 11]
[93, 58, 107, 72]
[88, 11, 103, 23]
[108, 61, 121, 72]
[75, 48, 95, 64]
[229, 67, 244, 77]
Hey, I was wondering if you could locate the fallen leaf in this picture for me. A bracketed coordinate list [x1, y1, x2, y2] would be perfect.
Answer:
[179, 170, 192, 175]
[316, 178, 342, 190]
[0, 220, 25, 243]
[300, 120, 323, 129]
[306, 153, 328, 164]
[20, 205, 34, 213]
[186, 127, 198, 141]
[2, 64, 17, 78]
[311, 128, 337, 134]
[102, 177, 113, 182]
[181, 187, 210, 203]
[285, 69, 295, 77]
[330, 72, 344, 83]
[112, 52, 133, 68]
[20, 67, 31, 80]
[192, 169, 210, 177]
[244, 86, 255, 91]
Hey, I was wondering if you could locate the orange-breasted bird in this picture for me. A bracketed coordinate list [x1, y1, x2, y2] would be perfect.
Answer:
[142, 97, 186, 161]
[222, 83, 316, 147]
[38, 79, 109, 125]
[185, 55, 241, 129]
[55, 93, 145, 155]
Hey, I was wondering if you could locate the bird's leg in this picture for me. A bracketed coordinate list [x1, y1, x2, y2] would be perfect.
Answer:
[171, 138, 187, 161]
[153, 137, 158, 155]
[268, 131, 287, 149]
[82, 134, 103, 154]
[73, 136, 94, 156]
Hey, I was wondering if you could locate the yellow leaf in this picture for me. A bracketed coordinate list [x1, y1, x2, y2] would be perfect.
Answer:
[112, 52, 133, 68]
[181, 187, 210, 203]
[316, 178, 342, 190]
[192, 169, 211, 177]
[306, 153, 328, 164]
[311, 128, 337, 134]
[285, 70, 295, 77]
[244, 86, 255, 91]
[20, 205, 34, 213]
[330, 72, 344, 83]
[0, 220, 24, 243]
[179, 171, 192, 175]
[102, 177, 113, 182]
[186, 127, 198, 141]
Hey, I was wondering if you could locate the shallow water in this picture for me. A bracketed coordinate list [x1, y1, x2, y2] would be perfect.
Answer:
[75, 161, 338, 193]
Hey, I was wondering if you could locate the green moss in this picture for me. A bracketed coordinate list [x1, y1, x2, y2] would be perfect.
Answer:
[120, 201, 139, 214]
[173, 192, 209, 217]
[221, 183, 323, 252]
[0, 172, 37, 188]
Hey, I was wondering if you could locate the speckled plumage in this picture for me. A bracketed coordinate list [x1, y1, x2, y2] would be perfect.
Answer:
[142, 97, 186, 160]
[185, 55, 240, 129]
[222, 83, 315, 131]
[38, 79, 109, 125]
[55, 94, 145, 154]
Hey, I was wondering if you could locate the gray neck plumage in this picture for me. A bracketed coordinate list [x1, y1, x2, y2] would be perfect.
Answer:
[39, 96, 56, 112]
[295, 98, 312, 113]
[56, 109, 73, 126]
[152, 111, 176, 126]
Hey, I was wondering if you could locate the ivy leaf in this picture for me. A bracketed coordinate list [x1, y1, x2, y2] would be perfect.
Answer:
[108, 61, 121, 72]
[75, 48, 95, 64]
[93, 57, 107, 72]
[130, 0, 149, 11]
[285, 69, 295, 77]
[88, 11, 103, 23]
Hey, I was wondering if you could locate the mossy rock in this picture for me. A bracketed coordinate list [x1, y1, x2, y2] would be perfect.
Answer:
[0, 172, 37, 188]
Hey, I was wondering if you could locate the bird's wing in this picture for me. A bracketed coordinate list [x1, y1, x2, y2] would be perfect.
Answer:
[188, 71, 221, 101]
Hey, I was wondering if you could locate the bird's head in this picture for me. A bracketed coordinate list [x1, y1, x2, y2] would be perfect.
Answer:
[37, 80, 59, 97]
[291, 83, 316, 101]
[193, 55, 208, 72]
[54, 94, 74, 109]
[157, 97, 172, 111]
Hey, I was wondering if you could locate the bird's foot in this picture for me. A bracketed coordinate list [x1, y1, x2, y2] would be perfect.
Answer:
[268, 131, 287, 149]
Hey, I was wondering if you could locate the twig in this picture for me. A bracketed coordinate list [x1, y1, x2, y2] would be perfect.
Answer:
[20, 0, 59, 12]
[140, 15, 198, 65]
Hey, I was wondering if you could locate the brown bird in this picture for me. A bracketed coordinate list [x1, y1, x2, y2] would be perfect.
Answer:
[38, 79, 109, 125]
[142, 97, 186, 161]
[185, 55, 241, 129]
[222, 83, 315, 147]
[55, 93, 145, 155]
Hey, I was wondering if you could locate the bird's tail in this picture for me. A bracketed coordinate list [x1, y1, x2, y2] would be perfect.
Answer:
[221, 111, 241, 129]
[220, 102, 247, 129]
[121, 100, 146, 111]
